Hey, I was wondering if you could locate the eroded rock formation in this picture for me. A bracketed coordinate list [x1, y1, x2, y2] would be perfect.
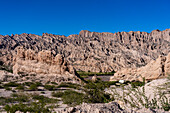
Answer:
[0, 29, 170, 72]
[12, 47, 82, 84]
[110, 53, 170, 82]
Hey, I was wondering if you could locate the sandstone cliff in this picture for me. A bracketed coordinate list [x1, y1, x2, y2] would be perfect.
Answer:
[11, 47, 82, 84]
[0, 29, 170, 72]
[110, 53, 170, 82]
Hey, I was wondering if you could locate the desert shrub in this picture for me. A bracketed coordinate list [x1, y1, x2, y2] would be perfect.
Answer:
[29, 84, 38, 91]
[77, 71, 115, 76]
[0, 65, 13, 73]
[11, 93, 30, 102]
[24, 82, 33, 86]
[62, 90, 84, 106]
[83, 80, 113, 103]
[0, 93, 29, 106]
[35, 82, 42, 86]
[41, 91, 45, 94]
[52, 91, 64, 98]
[4, 82, 20, 87]
[16, 85, 25, 90]
[44, 84, 55, 91]
[131, 81, 145, 88]
[4, 87, 12, 91]
[52, 90, 84, 106]
[32, 94, 58, 103]
[57, 82, 81, 89]
[0, 97, 18, 105]
[111, 82, 170, 111]
[0, 85, 4, 89]
[51, 82, 58, 85]
[4, 102, 50, 113]
[160, 95, 170, 111]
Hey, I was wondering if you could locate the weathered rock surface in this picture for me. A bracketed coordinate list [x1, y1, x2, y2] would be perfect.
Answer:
[55, 101, 167, 113]
[56, 102, 127, 113]
[0, 29, 170, 72]
[11, 47, 82, 84]
[110, 53, 170, 81]
[106, 78, 170, 113]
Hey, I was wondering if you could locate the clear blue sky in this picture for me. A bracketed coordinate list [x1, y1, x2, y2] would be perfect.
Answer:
[0, 0, 170, 36]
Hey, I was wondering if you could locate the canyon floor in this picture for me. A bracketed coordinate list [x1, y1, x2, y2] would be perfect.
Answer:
[0, 69, 169, 113]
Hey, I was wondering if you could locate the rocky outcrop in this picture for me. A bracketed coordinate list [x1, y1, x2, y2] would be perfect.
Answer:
[55, 101, 167, 113]
[12, 47, 82, 84]
[56, 102, 127, 113]
[0, 29, 170, 72]
[110, 53, 170, 82]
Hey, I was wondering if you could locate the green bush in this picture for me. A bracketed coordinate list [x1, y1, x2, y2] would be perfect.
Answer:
[0, 85, 4, 89]
[131, 81, 145, 88]
[11, 93, 30, 102]
[24, 82, 33, 86]
[4, 82, 20, 87]
[77, 71, 115, 76]
[4, 102, 50, 113]
[4, 87, 12, 91]
[0, 65, 13, 73]
[32, 94, 58, 103]
[29, 84, 38, 91]
[83, 81, 113, 103]
[35, 82, 42, 86]
[51, 82, 58, 85]
[62, 90, 84, 106]
[16, 85, 25, 90]
[52, 90, 84, 106]
[52, 91, 64, 98]
[44, 84, 55, 91]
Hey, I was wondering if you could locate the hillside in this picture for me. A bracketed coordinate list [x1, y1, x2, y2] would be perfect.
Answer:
[0, 29, 170, 72]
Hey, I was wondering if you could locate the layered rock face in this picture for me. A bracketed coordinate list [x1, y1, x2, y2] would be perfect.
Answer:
[0, 29, 170, 72]
[110, 53, 170, 82]
[12, 47, 81, 83]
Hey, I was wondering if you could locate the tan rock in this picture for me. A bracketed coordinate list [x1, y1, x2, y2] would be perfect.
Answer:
[110, 53, 170, 82]
[0, 29, 170, 72]
[12, 47, 82, 84]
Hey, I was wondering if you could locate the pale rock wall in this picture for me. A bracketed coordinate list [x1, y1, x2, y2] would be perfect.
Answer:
[110, 53, 170, 82]
[12, 47, 82, 83]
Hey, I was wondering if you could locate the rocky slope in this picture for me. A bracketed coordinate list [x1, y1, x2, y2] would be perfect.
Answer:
[56, 102, 127, 113]
[0, 47, 82, 84]
[0, 29, 170, 72]
[110, 53, 170, 81]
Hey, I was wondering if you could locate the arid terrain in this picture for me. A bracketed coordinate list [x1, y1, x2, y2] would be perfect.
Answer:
[0, 29, 170, 113]
[0, 29, 170, 72]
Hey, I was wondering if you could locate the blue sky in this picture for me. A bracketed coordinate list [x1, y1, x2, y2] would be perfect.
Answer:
[0, 0, 170, 36]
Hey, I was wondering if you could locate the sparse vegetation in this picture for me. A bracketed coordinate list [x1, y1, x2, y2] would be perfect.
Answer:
[44, 84, 56, 91]
[111, 80, 170, 111]
[57, 82, 81, 89]
[83, 80, 114, 103]
[15, 84, 25, 90]
[52, 90, 84, 106]
[2, 93, 58, 112]
[4, 102, 50, 113]
[0, 64, 13, 73]
[77, 71, 115, 76]
[29, 84, 38, 91]
[4, 82, 20, 87]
